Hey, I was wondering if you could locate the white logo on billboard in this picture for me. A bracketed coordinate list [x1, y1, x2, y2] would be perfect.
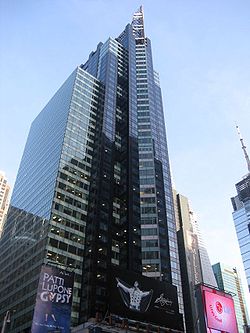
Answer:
[154, 293, 173, 307]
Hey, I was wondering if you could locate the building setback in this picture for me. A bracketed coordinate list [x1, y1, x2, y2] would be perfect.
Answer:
[0, 7, 183, 332]
[213, 263, 249, 333]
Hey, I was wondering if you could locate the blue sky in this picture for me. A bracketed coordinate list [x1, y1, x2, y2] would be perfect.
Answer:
[1, 0, 250, 308]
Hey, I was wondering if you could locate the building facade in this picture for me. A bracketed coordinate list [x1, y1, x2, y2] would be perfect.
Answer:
[231, 126, 250, 293]
[0, 7, 183, 332]
[0, 171, 10, 237]
[213, 263, 249, 333]
[232, 174, 250, 293]
[174, 191, 217, 332]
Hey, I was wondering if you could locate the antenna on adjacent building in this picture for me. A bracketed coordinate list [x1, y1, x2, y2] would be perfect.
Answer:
[236, 125, 250, 173]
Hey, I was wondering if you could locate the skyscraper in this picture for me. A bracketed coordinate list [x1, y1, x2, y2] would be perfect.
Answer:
[0, 171, 10, 236]
[0, 7, 183, 332]
[231, 126, 250, 292]
[174, 191, 217, 332]
[213, 263, 249, 333]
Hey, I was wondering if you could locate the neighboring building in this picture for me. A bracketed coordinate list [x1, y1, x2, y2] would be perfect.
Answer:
[0, 171, 10, 236]
[174, 191, 217, 332]
[231, 126, 250, 292]
[244, 325, 250, 333]
[0, 7, 184, 332]
[189, 210, 217, 287]
[232, 174, 250, 292]
[213, 262, 249, 333]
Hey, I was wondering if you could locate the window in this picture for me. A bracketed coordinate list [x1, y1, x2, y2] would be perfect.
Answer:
[141, 228, 158, 236]
[142, 251, 159, 259]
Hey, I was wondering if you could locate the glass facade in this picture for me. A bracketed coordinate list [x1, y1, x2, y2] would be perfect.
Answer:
[213, 263, 249, 333]
[232, 174, 250, 293]
[11, 70, 77, 219]
[47, 68, 105, 324]
[79, 29, 141, 321]
[0, 7, 184, 331]
[0, 68, 106, 329]
[0, 206, 49, 331]
[132, 8, 184, 315]
[0, 171, 10, 236]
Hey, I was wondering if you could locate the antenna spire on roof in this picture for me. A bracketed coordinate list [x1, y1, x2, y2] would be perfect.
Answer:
[236, 125, 250, 173]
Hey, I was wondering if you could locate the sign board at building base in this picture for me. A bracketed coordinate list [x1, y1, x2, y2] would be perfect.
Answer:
[196, 284, 238, 333]
[109, 266, 183, 331]
[31, 265, 74, 333]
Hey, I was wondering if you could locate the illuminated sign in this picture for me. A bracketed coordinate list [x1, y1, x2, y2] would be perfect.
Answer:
[204, 290, 238, 332]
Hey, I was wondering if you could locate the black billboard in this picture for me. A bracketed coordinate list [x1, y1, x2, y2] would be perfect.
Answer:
[109, 267, 183, 331]
[31, 265, 74, 333]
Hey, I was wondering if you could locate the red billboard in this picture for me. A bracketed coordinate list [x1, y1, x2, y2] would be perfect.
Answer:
[203, 287, 238, 333]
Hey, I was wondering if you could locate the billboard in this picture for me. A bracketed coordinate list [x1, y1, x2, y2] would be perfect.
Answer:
[31, 265, 74, 333]
[186, 231, 202, 285]
[203, 289, 238, 332]
[109, 267, 183, 331]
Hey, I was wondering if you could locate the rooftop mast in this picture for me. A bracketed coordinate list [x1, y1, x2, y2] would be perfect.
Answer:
[236, 125, 250, 173]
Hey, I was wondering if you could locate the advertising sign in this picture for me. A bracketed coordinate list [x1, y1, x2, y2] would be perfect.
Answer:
[186, 231, 202, 285]
[204, 290, 238, 333]
[109, 267, 183, 331]
[31, 265, 74, 333]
